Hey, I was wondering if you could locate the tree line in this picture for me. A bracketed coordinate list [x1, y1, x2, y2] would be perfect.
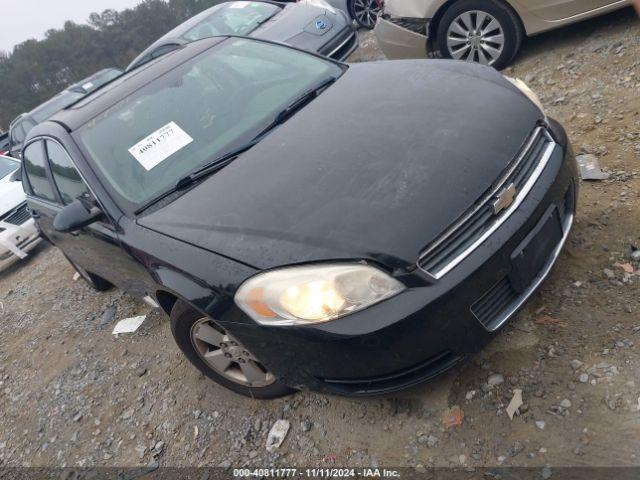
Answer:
[0, 0, 223, 129]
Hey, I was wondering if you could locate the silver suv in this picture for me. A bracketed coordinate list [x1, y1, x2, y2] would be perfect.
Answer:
[375, 0, 631, 69]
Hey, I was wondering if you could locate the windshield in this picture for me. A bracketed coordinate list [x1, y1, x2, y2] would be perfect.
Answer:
[77, 38, 343, 211]
[31, 91, 86, 123]
[0, 156, 18, 179]
[182, 2, 281, 41]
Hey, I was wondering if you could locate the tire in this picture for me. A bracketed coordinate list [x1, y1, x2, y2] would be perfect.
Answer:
[170, 300, 295, 399]
[65, 255, 112, 291]
[436, 0, 523, 70]
[348, 0, 382, 30]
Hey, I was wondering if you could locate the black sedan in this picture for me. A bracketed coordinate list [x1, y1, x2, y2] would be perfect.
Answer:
[22, 37, 578, 398]
[126, 0, 357, 71]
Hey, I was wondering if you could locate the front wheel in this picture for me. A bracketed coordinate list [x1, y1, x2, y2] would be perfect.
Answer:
[436, 0, 523, 70]
[349, 0, 382, 30]
[170, 300, 295, 399]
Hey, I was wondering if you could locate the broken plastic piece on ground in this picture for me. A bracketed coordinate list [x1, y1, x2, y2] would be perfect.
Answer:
[576, 154, 609, 181]
[143, 295, 160, 308]
[112, 315, 146, 335]
[442, 405, 464, 429]
[266, 419, 290, 452]
[506, 389, 523, 420]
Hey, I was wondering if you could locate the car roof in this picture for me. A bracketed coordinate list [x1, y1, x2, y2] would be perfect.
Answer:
[11, 69, 123, 133]
[49, 36, 229, 133]
[29, 90, 85, 120]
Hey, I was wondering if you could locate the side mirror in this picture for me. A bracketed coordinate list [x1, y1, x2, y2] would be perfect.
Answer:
[54, 199, 103, 233]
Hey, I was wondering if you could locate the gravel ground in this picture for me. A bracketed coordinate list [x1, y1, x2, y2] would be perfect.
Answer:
[0, 7, 639, 470]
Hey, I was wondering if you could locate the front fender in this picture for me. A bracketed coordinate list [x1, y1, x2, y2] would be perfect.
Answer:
[121, 218, 259, 321]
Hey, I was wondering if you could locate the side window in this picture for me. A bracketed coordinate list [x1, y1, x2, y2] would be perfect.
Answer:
[46, 141, 89, 205]
[22, 141, 57, 202]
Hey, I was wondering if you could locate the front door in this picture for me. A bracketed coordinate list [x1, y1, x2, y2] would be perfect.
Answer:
[22, 139, 146, 295]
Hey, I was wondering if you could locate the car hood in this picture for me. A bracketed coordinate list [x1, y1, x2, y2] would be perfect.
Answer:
[139, 60, 544, 271]
[0, 175, 26, 218]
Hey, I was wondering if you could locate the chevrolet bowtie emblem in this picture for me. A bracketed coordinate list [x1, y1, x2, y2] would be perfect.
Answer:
[492, 183, 517, 215]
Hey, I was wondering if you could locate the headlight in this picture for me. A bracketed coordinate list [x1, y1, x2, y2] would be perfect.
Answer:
[505, 76, 545, 114]
[235, 263, 405, 326]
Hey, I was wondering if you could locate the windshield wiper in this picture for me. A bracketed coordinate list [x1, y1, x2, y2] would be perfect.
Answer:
[255, 11, 279, 26]
[134, 142, 257, 215]
[252, 76, 337, 142]
[176, 141, 263, 191]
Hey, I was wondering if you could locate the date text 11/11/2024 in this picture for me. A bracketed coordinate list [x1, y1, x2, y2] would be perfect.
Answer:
[232, 468, 401, 478]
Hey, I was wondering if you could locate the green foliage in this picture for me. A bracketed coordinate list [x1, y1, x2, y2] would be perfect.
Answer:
[0, 0, 224, 129]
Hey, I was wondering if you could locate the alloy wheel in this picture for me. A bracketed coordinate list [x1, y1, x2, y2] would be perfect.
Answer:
[352, 0, 382, 29]
[190, 318, 275, 388]
[446, 10, 505, 66]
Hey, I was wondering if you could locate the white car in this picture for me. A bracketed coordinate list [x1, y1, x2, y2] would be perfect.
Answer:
[0, 155, 41, 269]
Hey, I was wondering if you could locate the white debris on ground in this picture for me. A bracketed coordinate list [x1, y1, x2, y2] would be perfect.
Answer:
[112, 315, 147, 335]
[266, 420, 290, 452]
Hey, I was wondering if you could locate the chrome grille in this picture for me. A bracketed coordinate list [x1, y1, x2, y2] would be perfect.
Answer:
[470, 182, 575, 332]
[418, 126, 556, 279]
[1, 203, 31, 226]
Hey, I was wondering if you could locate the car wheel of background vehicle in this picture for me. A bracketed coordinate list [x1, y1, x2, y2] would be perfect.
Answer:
[436, 0, 523, 69]
[348, 0, 382, 29]
[65, 255, 112, 291]
[170, 300, 295, 399]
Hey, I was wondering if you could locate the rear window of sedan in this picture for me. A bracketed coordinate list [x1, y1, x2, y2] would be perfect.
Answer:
[77, 38, 343, 211]
[182, 2, 281, 40]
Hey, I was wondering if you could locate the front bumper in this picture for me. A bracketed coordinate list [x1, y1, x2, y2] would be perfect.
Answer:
[0, 218, 41, 270]
[319, 25, 359, 61]
[222, 119, 579, 396]
[374, 16, 429, 59]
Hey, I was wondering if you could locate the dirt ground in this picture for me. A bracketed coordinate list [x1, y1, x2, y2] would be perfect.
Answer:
[1, 7, 639, 472]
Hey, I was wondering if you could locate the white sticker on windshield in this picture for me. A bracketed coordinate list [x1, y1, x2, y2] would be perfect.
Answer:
[128, 122, 194, 171]
[228, 1, 250, 7]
